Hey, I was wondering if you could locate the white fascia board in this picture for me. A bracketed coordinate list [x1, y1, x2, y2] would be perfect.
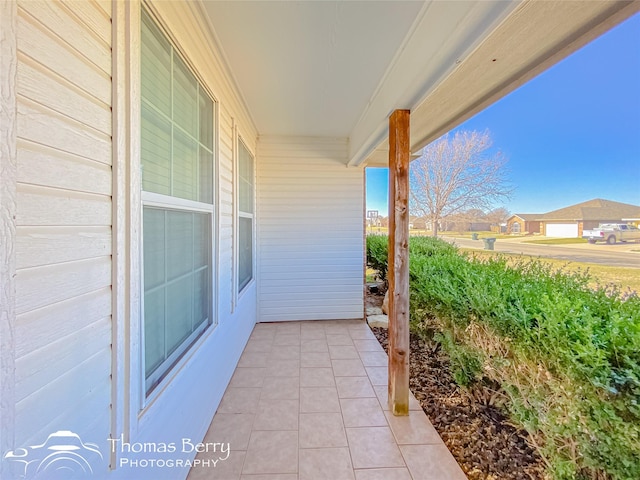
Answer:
[355, 0, 640, 167]
[348, 0, 518, 167]
[409, 0, 640, 154]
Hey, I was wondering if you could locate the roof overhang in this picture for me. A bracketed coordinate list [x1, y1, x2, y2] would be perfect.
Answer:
[198, 0, 640, 167]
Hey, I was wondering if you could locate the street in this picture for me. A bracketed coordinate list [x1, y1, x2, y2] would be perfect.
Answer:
[441, 236, 640, 269]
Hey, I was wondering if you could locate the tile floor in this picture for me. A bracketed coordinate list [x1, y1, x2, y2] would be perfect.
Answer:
[187, 320, 467, 480]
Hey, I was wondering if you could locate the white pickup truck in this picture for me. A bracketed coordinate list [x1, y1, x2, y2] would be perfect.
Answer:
[582, 223, 640, 244]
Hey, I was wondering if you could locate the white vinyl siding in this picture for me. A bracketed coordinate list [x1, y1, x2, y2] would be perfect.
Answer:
[257, 137, 365, 322]
[140, 8, 215, 394]
[14, 0, 112, 454]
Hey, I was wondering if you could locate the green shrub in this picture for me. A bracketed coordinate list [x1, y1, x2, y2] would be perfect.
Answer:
[365, 234, 388, 281]
[372, 234, 640, 479]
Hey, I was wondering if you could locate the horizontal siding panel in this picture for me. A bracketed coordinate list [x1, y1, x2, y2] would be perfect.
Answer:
[260, 285, 363, 295]
[260, 274, 363, 283]
[19, 0, 110, 74]
[19, 0, 111, 75]
[17, 97, 111, 164]
[59, 0, 111, 43]
[260, 306, 363, 317]
[19, 386, 111, 451]
[16, 351, 110, 448]
[15, 287, 111, 358]
[18, 13, 111, 104]
[18, 56, 111, 135]
[16, 316, 110, 402]
[18, 140, 112, 194]
[16, 226, 111, 269]
[17, 184, 111, 226]
[16, 257, 111, 315]
[92, 0, 111, 18]
[258, 236, 364, 247]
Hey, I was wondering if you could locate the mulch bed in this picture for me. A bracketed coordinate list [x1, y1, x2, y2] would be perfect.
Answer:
[367, 292, 546, 480]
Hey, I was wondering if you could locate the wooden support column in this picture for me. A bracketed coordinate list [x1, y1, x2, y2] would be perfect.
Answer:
[388, 109, 410, 416]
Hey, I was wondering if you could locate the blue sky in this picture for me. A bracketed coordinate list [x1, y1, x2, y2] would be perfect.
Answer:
[366, 12, 640, 217]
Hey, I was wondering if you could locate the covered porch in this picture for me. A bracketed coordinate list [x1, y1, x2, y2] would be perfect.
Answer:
[187, 320, 465, 480]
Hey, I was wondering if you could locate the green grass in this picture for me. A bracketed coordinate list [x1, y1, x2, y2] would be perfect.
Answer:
[524, 238, 588, 245]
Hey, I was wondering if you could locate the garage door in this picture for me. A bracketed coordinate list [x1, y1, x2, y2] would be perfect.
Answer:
[545, 223, 579, 238]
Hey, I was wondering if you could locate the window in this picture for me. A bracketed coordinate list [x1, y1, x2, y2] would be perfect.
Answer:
[238, 139, 254, 292]
[141, 9, 215, 394]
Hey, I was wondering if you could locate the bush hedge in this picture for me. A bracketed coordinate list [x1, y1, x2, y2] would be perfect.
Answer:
[366, 235, 640, 480]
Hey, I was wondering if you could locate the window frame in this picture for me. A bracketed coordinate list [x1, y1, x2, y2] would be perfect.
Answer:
[235, 136, 256, 297]
[139, 5, 219, 400]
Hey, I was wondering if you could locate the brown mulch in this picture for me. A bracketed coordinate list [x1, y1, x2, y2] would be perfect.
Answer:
[367, 289, 546, 480]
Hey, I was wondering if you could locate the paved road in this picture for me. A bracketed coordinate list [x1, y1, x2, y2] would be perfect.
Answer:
[441, 236, 640, 268]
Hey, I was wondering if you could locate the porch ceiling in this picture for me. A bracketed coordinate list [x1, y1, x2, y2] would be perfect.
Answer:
[199, 0, 639, 166]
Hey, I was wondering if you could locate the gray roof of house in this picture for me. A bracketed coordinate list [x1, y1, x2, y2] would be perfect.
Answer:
[536, 198, 640, 221]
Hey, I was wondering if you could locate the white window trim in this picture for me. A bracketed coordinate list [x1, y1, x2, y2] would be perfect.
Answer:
[111, 2, 220, 465]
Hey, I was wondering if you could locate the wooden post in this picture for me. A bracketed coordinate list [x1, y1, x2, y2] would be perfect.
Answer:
[388, 109, 410, 416]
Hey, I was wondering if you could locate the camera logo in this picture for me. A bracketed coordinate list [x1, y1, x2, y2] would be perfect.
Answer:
[3, 430, 103, 479]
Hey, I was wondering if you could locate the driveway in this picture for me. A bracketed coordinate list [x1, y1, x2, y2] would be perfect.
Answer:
[441, 236, 640, 269]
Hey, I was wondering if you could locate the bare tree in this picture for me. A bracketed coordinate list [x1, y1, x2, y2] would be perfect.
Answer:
[410, 130, 512, 237]
[484, 207, 511, 225]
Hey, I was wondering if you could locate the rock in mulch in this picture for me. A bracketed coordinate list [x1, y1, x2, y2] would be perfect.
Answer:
[371, 327, 545, 480]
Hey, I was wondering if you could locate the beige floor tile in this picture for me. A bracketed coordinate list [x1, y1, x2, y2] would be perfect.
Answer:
[384, 411, 442, 445]
[188, 449, 244, 480]
[373, 385, 422, 411]
[260, 376, 300, 400]
[329, 344, 360, 359]
[265, 359, 300, 377]
[243, 431, 298, 475]
[335, 376, 376, 399]
[269, 348, 301, 361]
[332, 359, 367, 377]
[238, 351, 271, 368]
[301, 339, 329, 353]
[354, 467, 412, 480]
[300, 367, 335, 387]
[348, 325, 376, 340]
[346, 427, 405, 469]
[340, 398, 388, 427]
[244, 339, 274, 354]
[326, 334, 354, 346]
[273, 334, 301, 346]
[299, 412, 348, 448]
[241, 475, 297, 480]
[203, 413, 255, 450]
[253, 323, 277, 333]
[365, 367, 388, 386]
[400, 444, 467, 480]
[353, 339, 384, 353]
[250, 329, 276, 339]
[301, 328, 326, 340]
[276, 323, 302, 334]
[324, 325, 351, 335]
[300, 386, 341, 413]
[230, 368, 268, 388]
[253, 398, 299, 431]
[217, 388, 262, 414]
[300, 351, 332, 368]
[358, 351, 388, 367]
[299, 447, 355, 480]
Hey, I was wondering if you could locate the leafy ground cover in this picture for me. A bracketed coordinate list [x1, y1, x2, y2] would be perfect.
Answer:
[460, 249, 640, 296]
[367, 235, 640, 480]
